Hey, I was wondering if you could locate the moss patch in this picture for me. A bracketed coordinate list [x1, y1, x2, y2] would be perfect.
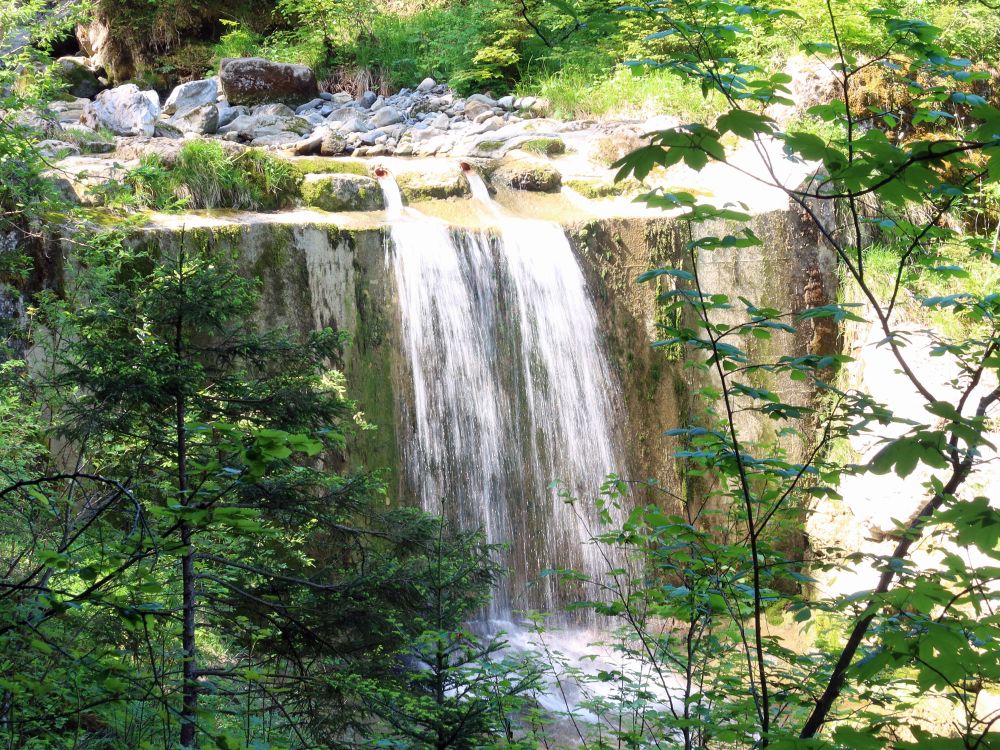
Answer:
[396, 173, 468, 201]
[519, 137, 566, 156]
[475, 140, 505, 154]
[491, 158, 561, 192]
[300, 174, 384, 212]
[285, 157, 370, 177]
[565, 178, 639, 199]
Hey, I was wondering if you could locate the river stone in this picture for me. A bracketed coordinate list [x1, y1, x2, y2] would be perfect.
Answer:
[295, 97, 324, 114]
[250, 131, 303, 147]
[359, 128, 386, 146]
[463, 100, 492, 120]
[153, 121, 184, 139]
[335, 115, 370, 134]
[320, 130, 348, 156]
[56, 56, 103, 99]
[216, 104, 244, 128]
[478, 116, 504, 133]
[218, 111, 312, 141]
[252, 103, 297, 117]
[168, 103, 219, 135]
[498, 95, 515, 110]
[371, 106, 404, 128]
[359, 90, 378, 108]
[290, 128, 324, 155]
[82, 84, 160, 136]
[220, 57, 318, 107]
[327, 106, 355, 122]
[416, 77, 436, 93]
[300, 174, 383, 212]
[467, 93, 498, 108]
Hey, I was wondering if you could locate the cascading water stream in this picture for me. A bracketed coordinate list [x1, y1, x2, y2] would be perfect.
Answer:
[379, 171, 626, 622]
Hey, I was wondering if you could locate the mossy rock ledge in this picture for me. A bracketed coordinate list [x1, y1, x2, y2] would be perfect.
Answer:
[395, 171, 469, 202]
[300, 174, 384, 212]
[490, 156, 562, 192]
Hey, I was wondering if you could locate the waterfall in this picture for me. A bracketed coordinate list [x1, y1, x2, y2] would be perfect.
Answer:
[380, 173, 625, 621]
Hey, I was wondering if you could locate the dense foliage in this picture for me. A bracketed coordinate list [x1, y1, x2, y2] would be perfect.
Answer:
[1, 1, 999, 749]
[546, 2, 1000, 749]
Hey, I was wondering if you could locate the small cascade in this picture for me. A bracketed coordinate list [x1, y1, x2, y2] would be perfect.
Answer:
[379, 172, 626, 621]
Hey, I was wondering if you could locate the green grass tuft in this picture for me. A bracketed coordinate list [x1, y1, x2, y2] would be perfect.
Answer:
[122, 141, 302, 212]
[516, 64, 725, 122]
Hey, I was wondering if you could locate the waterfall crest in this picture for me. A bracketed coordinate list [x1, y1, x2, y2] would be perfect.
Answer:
[380, 174, 626, 620]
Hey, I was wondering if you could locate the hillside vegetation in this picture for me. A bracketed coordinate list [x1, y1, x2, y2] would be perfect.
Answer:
[82, 0, 1000, 118]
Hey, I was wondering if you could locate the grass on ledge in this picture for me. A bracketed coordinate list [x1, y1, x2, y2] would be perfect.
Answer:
[110, 141, 302, 212]
[516, 64, 726, 122]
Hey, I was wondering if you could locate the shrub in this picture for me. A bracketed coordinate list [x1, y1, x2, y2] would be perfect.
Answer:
[123, 142, 302, 211]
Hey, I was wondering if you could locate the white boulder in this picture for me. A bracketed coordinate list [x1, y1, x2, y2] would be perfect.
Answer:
[82, 84, 160, 137]
[163, 78, 219, 116]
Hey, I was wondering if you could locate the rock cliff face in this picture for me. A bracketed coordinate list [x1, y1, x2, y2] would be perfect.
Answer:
[111, 163, 837, 514]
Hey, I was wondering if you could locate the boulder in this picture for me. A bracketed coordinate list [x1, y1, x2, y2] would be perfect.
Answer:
[59, 123, 115, 153]
[216, 104, 245, 129]
[46, 154, 134, 205]
[467, 93, 498, 107]
[50, 97, 90, 124]
[167, 104, 219, 135]
[252, 103, 297, 117]
[219, 57, 318, 107]
[290, 129, 325, 155]
[82, 84, 160, 137]
[250, 132, 304, 147]
[371, 106, 404, 128]
[217, 111, 312, 141]
[153, 122, 184, 139]
[396, 170, 468, 201]
[463, 100, 492, 120]
[36, 139, 80, 159]
[359, 129, 386, 146]
[359, 91, 378, 108]
[300, 110, 326, 127]
[589, 126, 644, 166]
[337, 116, 370, 134]
[163, 78, 219, 116]
[477, 116, 504, 133]
[491, 156, 561, 192]
[416, 77, 436, 93]
[114, 137, 245, 167]
[76, 17, 132, 82]
[300, 174, 383, 212]
[295, 97, 324, 114]
[320, 130, 348, 156]
[56, 56, 103, 99]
